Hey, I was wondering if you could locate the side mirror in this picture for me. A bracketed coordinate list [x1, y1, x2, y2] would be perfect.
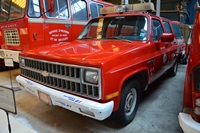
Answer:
[160, 33, 174, 42]
[186, 27, 192, 45]
[48, 0, 54, 12]
[155, 33, 174, 50]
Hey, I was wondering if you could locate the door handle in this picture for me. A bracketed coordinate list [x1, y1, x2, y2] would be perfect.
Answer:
[65, 24, 71, 28]
[148, 59, 155, 65]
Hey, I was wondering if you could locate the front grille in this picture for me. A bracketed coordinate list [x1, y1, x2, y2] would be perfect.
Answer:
[3, 29, 20, 45]
[20, 57, 101, 100]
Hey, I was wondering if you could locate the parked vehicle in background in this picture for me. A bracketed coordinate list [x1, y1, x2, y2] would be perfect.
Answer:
[0, 0, 114, 65]
[16, 2, 186, 126]
[178, 23, 193, 64]
[178, 1, 200, 133]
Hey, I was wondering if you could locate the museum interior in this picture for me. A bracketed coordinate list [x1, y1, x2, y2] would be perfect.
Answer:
[0, 0, 200, 133]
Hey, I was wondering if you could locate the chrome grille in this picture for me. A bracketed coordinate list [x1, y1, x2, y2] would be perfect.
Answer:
[3, 29, 20, 45]
[19, 57, 101, 100]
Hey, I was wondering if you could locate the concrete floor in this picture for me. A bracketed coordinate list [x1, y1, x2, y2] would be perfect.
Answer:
[0, 64, 186, 133]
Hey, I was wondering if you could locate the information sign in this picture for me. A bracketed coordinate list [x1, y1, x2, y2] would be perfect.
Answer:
[0, 86, 17, 114]
[4, 58, 14, 67]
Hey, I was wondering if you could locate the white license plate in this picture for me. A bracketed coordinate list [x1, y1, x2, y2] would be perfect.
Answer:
[38, 91, 52, 105]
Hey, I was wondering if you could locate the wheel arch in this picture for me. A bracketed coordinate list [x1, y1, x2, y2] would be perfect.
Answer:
[112, 68, 149, 111]
[122, 70, 148, 91]
[111, 69, 149, 125]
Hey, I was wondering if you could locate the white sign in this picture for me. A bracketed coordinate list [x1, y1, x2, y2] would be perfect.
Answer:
[0, 86, 17, 114]
[4, 58, 14, 67]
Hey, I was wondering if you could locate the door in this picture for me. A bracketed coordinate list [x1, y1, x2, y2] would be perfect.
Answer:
[43, 0, 72, 44]
[151, 19, 170, 81]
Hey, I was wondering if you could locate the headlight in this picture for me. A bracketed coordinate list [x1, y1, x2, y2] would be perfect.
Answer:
[0, 51, 5, 57]
[19, 58, 25, 67]
[194, 107, 200, 115]
[196, 98, 200, 106]
[84, 70, 98, 84]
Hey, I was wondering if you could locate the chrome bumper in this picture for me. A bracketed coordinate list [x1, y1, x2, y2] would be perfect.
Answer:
[178, 113, 200, 133]
[16, 75, 114, 120]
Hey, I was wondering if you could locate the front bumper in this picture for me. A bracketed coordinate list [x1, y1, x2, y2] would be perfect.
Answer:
[0, 49, 20, 62]
[178, 113, 200, 133]
[16, 75, 114, 120]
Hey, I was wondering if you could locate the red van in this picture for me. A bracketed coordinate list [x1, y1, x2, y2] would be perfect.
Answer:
[16, 2, 186, 126]
[178, 2, 200, 133]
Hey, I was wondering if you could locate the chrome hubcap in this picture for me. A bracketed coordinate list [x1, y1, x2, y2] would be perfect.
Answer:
[125, 88, 137, 116]
[174, 62, 177, 73]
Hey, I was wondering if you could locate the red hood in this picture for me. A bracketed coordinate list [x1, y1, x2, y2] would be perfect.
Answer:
[20, 39, 144, 66]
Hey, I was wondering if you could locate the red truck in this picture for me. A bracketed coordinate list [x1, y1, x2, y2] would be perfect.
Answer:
[0, 0, 114, 66]
[16, 2, 186, 126]
[178, 2, 200, 133]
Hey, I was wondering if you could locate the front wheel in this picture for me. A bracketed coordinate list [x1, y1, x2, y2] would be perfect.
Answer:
[112, 80, 140, 126]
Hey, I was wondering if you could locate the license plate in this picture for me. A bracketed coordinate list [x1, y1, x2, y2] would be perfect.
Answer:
[38, 91, 52, 105]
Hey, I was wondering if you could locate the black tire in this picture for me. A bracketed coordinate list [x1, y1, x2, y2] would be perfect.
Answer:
[112, 79, 141, 126]
[179, 54, 188, 65]
[167, 60, 178, 77]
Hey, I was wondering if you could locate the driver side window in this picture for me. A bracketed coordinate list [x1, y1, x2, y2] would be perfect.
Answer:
[28, 0, 40, 17]
[152, 19, 163, 41]
[44, 0, 69, 19]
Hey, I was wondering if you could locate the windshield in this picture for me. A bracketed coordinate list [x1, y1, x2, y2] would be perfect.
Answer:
[0, 0, 26, 22]
[78, 16, 148, 41]
[0, 0, 10, 22]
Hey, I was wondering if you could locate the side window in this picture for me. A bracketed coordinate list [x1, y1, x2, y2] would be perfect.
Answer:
[71, 0, 88, 20]
[28, 0, 40, 17]
[44, 0, 69, 19]
[172, 24, 183, 38]
[90, 3, 103, 19]
[152, 19, 163, 41]
[163, 22, 172, 33]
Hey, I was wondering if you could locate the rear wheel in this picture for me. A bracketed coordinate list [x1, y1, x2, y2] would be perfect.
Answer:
[112, 80, 140, 126]
[167, 60, 178, 77]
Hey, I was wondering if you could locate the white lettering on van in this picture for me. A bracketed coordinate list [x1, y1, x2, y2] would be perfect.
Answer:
[49, 29, 69, 42]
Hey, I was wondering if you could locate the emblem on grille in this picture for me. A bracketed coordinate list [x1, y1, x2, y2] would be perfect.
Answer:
[41, 71, 49, 77]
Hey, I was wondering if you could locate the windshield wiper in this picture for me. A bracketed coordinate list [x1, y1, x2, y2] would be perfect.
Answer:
[1, 8, 8, 13]
[81, 36, 94, 39]
[107, 36, 131, 43]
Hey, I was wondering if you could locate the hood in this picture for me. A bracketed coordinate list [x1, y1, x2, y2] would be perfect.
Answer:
[20, 39, 144, 66]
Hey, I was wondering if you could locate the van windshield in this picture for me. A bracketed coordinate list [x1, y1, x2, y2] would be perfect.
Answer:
[0, 0, 26, 22]
[78, 16, 148, 41]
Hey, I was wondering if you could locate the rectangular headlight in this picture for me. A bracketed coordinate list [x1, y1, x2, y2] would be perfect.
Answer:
[19, 57, 25, 67]
[84, 70, 98, 84]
